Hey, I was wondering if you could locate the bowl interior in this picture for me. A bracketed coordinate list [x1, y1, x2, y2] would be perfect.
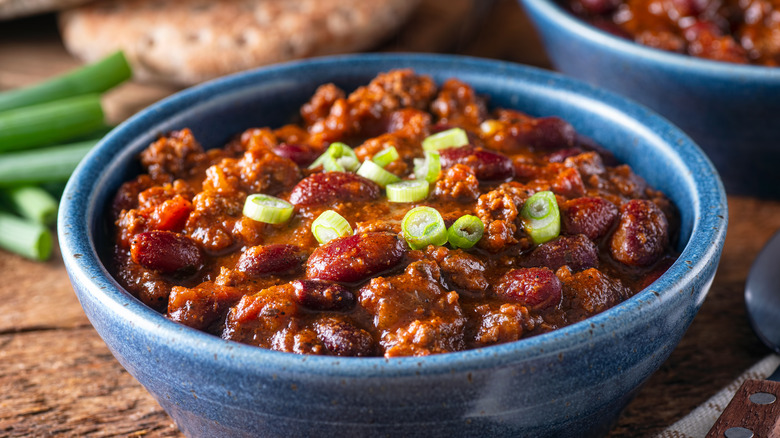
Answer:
[523, 0, 780, 79]
[62, 53, 726, 373]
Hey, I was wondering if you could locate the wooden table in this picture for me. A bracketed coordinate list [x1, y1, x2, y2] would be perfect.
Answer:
[0, 1, 775, 436]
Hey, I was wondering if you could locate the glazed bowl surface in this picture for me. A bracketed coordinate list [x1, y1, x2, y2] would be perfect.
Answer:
[58, 53, 727, 438]
[518, 0, 780, 198]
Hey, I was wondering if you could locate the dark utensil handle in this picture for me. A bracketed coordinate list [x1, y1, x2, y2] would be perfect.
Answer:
[706, 379, 780, 437]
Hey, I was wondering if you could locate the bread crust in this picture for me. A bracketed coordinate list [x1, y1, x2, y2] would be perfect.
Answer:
[59, 0, 420, 85]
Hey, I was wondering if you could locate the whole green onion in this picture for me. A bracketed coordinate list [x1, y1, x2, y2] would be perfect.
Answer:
[0, 139, 97, 187]
[422, 128, 469, 152]
[520, 191, 561, 245]
[447, 215, 484, 249]
[0, 186, 59, 226]
[0, 51, 132, 112]
[402, 206, 448, 250]
[0, 94, 105, 153]
[0, 211, 53, 261]
[311, 210, 352, 244]
[243, 194, 294, 224]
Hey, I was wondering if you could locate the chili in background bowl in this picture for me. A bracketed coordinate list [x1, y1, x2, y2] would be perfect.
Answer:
[58, 54, 727, 438]
[518, 0, 780, 198]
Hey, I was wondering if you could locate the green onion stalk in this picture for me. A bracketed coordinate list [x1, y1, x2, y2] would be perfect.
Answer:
[0, 94, 105, 153]
[0, 211, 53, 261]
[0, 139, 97, 187]
[0, 186, 59, 226]
[0, 51, 132, 112]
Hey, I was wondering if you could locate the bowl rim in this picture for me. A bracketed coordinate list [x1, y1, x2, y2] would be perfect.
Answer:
[58, 53, 727, 378]
[519, 0, 780, 80]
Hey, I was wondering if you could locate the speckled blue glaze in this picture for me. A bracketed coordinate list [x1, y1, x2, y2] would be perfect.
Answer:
[518, 0, 780, 198]
[58, 54, 727, 438]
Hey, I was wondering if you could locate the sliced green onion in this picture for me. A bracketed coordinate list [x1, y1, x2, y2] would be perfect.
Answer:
[520, 191, 561, 245]
[0, 94, 105, 153]
[402, 206, 448, 250]
[413, 151, 441, 183]
[372, 147, 399, 167]
[243, 194, 294, 224]
[356, 160, 401, 188]
[0, 186, 59, 226]
[422, 128, 469, 152]
[0, 211, 53, 261]
[447, 215, 484, 249]
[319, 154, 345, 172]
[0, 139, 97, 187]
[311, 210, 353, 244]
[309, 142, 359, 172]
[0, 51, 132, 113]
[386, 180, 429, 203]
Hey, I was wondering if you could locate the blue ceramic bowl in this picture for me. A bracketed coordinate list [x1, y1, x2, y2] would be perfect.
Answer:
[58, 54, 727, 437]
[518, 0, 780, 198]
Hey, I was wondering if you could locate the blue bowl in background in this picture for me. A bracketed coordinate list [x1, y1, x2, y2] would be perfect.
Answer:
[58, 53, 727, 437]
[518, 0, 780, 198]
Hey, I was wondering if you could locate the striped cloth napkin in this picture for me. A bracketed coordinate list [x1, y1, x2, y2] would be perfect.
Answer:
[656, 354, 780, 438]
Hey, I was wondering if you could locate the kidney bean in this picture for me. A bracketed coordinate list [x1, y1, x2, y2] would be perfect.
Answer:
[273, 143, 321, 167]
[562, 197, 619, 240]
[315, 318, 375, 357]
[495, 267, 562, 310]
[510, 117, 576, 151]
[292, 279, 355, 311]
[439, 146, 515, 181]
[289, 171, 381, 206]
[610, 199, 669, 267]
[524, 234, 599, 272]
[306, 232, 405, 283]
[131, 231, 202, 274]
[237, 244, 304, 277]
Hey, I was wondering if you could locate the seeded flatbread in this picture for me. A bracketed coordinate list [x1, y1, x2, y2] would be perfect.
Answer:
[59, 0, 420, 86]
[0, 0, 92, 20]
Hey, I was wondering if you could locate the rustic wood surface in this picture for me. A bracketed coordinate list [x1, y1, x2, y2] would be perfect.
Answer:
[0, 1, 774, 436]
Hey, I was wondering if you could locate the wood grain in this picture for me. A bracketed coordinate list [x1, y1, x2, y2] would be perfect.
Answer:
[0, 1, 775, 436]
[706, 379, 780, 438]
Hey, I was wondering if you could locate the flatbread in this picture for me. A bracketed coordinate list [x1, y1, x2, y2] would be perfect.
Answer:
[0, 0, 92, 20]
[59, 0, 420, 86]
